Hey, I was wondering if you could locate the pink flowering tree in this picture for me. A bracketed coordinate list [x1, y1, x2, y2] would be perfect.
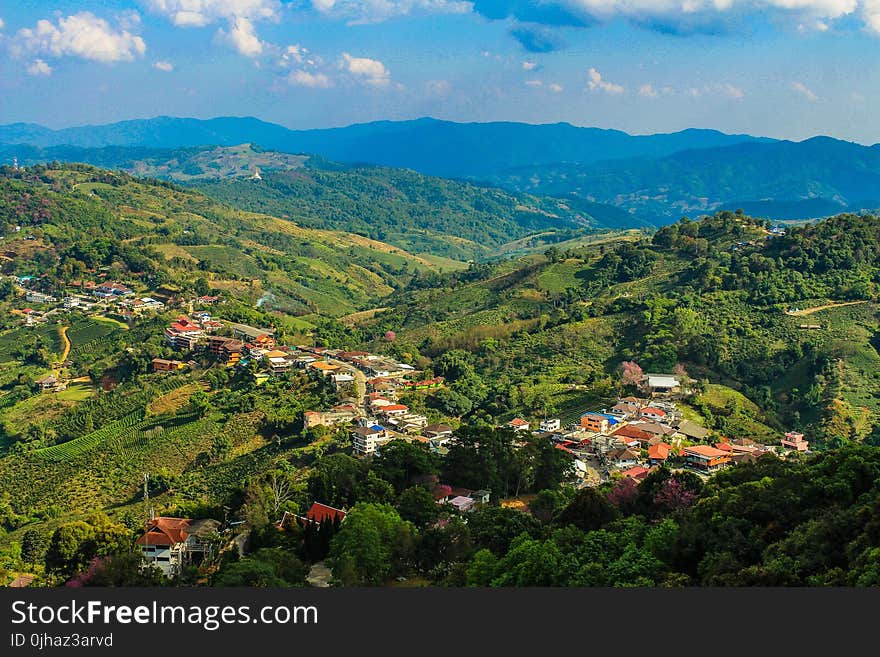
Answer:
[619, 361, 644, 388]
[607, 477, 639, 511]
[653, 478, 697, 513]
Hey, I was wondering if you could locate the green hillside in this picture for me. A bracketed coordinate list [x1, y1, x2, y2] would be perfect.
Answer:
[0, 163, 450, 317]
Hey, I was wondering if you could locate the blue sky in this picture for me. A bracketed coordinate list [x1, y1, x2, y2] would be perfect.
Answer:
[0, 1, 878, 143]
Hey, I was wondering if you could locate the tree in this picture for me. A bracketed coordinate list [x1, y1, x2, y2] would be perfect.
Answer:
[20, 529, 47, 568]
[397, 486, 440, 527]
[619, 361, 644, 387]
[557, 488, 617, 532]
[45, 514, 130, 580]
[372, 440, 440, 494]
[467, 506, 542, 555]
[327, 504, 415, 585]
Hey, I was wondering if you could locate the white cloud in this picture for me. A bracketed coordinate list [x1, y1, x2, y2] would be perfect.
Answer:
[587, 67, 624, 94]
[0, 18, 5, 31]
[27, 59, 53, 76]
[548, 83, 564, 92]
[147, 0, 280, 27]
[639, 83, 659, 98]
[341, 52, 392, 86]
[718, 82, 745, 98]
[522, 61, 538, 70]
[791, 80, 819, 101]
[525, 79, 543, 87]
[425, 79, 452, 95]
[311, 0, 471, 24]
[15, 12, 146, 64]
[289, 69, 333, 88]
[153, 60, 174, 71]
[217, 16, 264, 57]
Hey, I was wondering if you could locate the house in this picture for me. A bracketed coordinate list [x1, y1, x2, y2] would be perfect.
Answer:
[424, 424, 454, 440]
[676, 419, 709, 441]
[151, 358, 185, 372]
[506, 418, 531, 432]
[351, 424, 389, 456]
[628, 420, 675, 437]
[303, 408, 358, 430]
[605, 447, 641, 469]
[403, 377, 444, 390]
[305, 502, 347, 525]
[263, 350, 294, 374]
[611, 424, 656, 447]
[781, 431, 809, 452]
[449, 496, 476, 513]
[36, 375, 57, 391]
[130, 297, 165, 313]
[332, 373, 356, 389]
[379, 404, 409, 417]
[310, 361, 341, 376]
[648, 442, 672, 465]
[621, 465, 651, 482]
[539, 418, 562, 432]
[640, 407, 668, 422]
[93, 282, 133, 298]
[611, 398, 645, 418]
[683, 445, 732, 472]
[137, 517, 220, 578]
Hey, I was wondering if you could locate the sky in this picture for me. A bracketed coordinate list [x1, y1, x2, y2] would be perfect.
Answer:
[0, 1, 878, 144]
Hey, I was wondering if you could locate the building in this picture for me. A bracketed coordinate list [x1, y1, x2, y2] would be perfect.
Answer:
[539, 418, 562, 432]
[208, 336, 244, 367]
[352, 424, 389, 456]
[229, 322, 276, 345]
[151, 358, 185, 372]
[263, 350, 294, 374]
[683, 445, 732, 472]
[25, 291, 56, 304]
[642, 374, 682, 397]
[164, 317, 204, 350]
[781, 431, 809, 452]
[676, 419, 709, 441]
[648, 442, 672, 465]
[424, 424, 454, 440]
[640, 407, 668, 421]
[93, 282, 133, 298]
[137, 517, 220, 578]
[36, 374, 59, 391]
[580, 412, 620, 434]
[304, 502, 347, 525]
[310, 361, 341, 376]
[621, 465, 651, 482]
[506, 418, 531, 432]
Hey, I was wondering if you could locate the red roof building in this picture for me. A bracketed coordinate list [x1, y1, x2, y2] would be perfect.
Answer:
[305, 502, 347, 524]
[136, 517, 191, 547]
[621, 466, 651, 481]
[648, 442, 672, 462]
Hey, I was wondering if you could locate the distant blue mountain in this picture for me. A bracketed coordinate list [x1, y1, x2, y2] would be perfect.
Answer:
[0, 115, 773, 178]
[1, 115, 876, 225]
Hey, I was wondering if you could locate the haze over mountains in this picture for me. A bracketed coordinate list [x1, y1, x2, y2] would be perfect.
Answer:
[1, 116, 879, 226]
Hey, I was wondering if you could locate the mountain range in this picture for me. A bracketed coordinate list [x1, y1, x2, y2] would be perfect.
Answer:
[2, 116, 879, 225]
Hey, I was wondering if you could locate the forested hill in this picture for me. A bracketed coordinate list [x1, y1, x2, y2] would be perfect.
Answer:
[0, 144, 606, 261]
[488, 137, 880, 224]
[0, 163, 463, 319]
[354, 211, 880, 448]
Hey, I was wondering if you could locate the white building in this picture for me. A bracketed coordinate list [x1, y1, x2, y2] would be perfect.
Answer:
[539, 418, 562, 432]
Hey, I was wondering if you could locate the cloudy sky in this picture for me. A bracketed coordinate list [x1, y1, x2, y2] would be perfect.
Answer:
[0, 1, 878, 143]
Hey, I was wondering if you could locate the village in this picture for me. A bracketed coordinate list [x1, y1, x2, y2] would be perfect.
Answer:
[3, 274, 814, 583]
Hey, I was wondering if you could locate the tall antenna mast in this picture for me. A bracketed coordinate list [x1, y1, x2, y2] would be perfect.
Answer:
[143, 473, 154, 521]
